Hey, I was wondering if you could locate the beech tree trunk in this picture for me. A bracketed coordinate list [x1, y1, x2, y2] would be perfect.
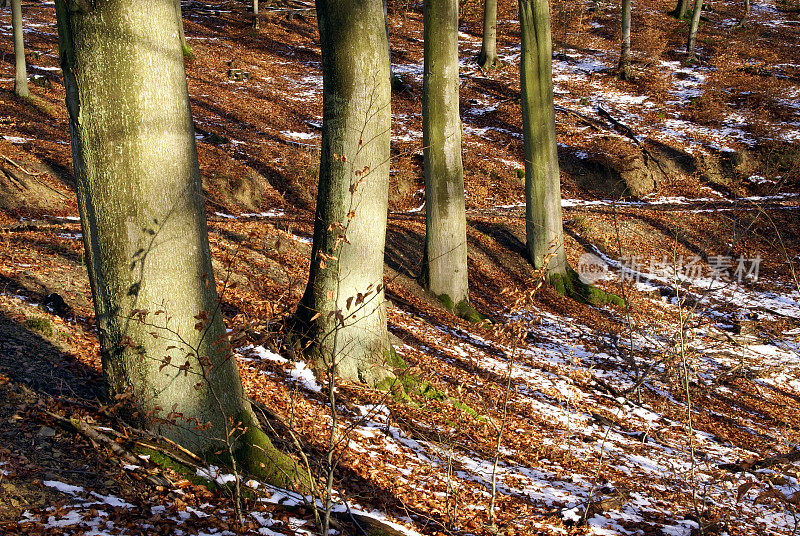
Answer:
[175, 0, 192, 57]
[298, 0, 394, 387]
[253, 0, 259, 30]
[477, 0, 499, 70]
[672, 0, 690, 18]
[618, 0, 632, 80]
[519, 0, 567, 277]
[54, 0, 299, 487]
[11, 0, 28, 98]
[421, 0, 468, 310]
[687, 0, 703, 59]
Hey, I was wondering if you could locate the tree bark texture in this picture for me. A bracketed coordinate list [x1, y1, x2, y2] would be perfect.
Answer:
[618, 0, 632, 79]
[477, 0, 498, 70]
[519, 0, 567, 277]
[422, 0, 468, 308]
[687, 0, 703, 58]
[53, 0, 299, 485]
[299, 0, 393, 386]
[12, 0, 29, 98]
[175, 0, 191, 56]
[673, 0, 689, 18]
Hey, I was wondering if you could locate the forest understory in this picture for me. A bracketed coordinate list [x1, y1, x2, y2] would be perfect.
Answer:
[1, 0, 800, 534]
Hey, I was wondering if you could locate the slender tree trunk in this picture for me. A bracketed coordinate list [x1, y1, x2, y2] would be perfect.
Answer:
[519, 0, 567, 277]
[175, 0, 192, 57]
[253, 0, 259, 30]
[737, 0, 751, 26]
[298, 0, 394, 387]
[11, 0, 28, 98]
[618, 0, 632, 80]
[687, 0, 703, 59]
[477, 0, 499, 70]
[422, 0, 468, 309]
[54, 0, 300, 487]
[672, 0, 690, 18]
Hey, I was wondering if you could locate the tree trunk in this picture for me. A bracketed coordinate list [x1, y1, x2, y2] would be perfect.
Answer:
[175, 0, 192, 57]
[477, 0, 499, 70]
[672, 0, 690, 18]
[11, 0, 28, 98]
[253, 0, 259, 30]
[737, 0, 750, 26]
[618, 0, 632, 80]
[421, 0, 468, 310]
[519, 0, 567, 277]
[298, 0, 394, 387]
[54, 0, 300, 487]
[687, 0, 703, 59]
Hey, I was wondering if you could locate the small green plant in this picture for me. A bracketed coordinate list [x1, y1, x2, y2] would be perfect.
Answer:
[24, 316, 53, 338]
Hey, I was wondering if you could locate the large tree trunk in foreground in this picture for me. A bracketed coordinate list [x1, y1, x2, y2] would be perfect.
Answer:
[618, 0, 632, 80]
[687, 0, 703, 59]
[54, 0, 299, 487]
[11, 0, 28, 98]
[298, 0, 393, 387]
[421, 0, 469, 310]
[519, 0, 567, 278]
[477, 0, 499, 70]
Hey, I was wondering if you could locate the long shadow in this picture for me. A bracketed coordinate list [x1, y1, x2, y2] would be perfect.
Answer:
[0, 310, 104, 401]
[384, 224, 424, 279]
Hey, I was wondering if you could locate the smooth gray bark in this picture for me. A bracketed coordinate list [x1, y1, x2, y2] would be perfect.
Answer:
[687, 0, 703, 59]
[422, 0, 468, 309]
[299, 0, 393, 386]
[11, 0, 28, 98]
[477, 0, 499, 70]
[619, 0, 632, 80]
[53, 0, 299, 485]
[519, 0, 567, 277]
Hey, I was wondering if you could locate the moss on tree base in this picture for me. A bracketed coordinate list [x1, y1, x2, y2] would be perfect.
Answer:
[434, 293, 488, 324]
[236, 408, 310, 491]
[550, 266, 624, 306]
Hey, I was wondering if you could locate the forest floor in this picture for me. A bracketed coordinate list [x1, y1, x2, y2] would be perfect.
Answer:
[1, 0, 800, 535]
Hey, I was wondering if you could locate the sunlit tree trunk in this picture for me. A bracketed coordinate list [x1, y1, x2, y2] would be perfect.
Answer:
[618, 0, 632, 80]
[11, 0, 28, 98]
[298, 0, 394, 387]
[687, 0, 703, 59]
[253, 0, 259, 30]
[175, 0, 192, 57]
[519, 0, 567, 277]
[477, 0, 499, 70]
[54, 0, 299, 487]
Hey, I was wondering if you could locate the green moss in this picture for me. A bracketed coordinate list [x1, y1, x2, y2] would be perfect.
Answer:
[550, 267, 624, 306]
[454, 299, 487, 324]
[134, 445, 212, 487]
[376, 371, 484, 420]
[181, 42, 194, 59]
[24, 317, 53, 338]
[235, 408, 310, 492]
[437, 293, 454, 310]
[384, 346, 407, 371]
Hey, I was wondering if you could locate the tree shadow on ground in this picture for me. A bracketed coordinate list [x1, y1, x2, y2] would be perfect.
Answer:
[0, 310, 103, 401]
